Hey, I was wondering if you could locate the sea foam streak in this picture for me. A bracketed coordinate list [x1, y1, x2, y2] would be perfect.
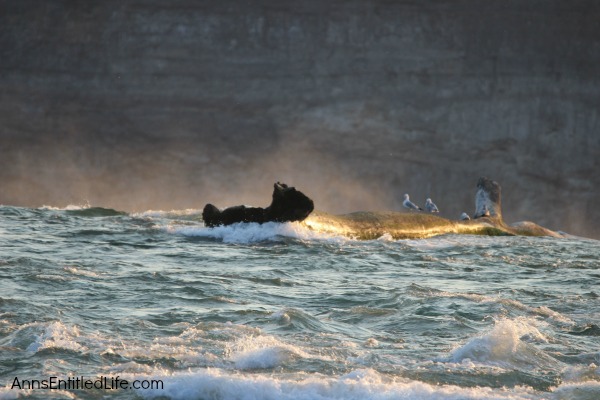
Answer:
[134, 368, 541, 400]
[167, 221, 349, 244]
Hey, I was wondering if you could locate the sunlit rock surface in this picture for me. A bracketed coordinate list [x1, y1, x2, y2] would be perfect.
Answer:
[303, 177, 562, 240]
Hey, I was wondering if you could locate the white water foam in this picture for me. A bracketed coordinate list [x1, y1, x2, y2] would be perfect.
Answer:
[24, 321, 86, 353]
[551, 381, 600, 400]
[167, 221, 349, 244]
[134, 367, 542, 400]
[446, 318, 557, 370]
[62, 266, 100, 278]
[39, 204, 90, 211]
[0, 388, 78, 400]
[228, 335, 311, 370]
[561, 363, 600, 383]
[400, 235, 507, 250]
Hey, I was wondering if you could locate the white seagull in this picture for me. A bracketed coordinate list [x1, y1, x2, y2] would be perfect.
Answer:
[460, 212, 470, 221]
[425, 198, 439, 213]
[403, 194, 423, 211]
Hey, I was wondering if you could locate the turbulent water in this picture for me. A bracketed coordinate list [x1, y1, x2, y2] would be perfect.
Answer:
[1, 205, 599, 400]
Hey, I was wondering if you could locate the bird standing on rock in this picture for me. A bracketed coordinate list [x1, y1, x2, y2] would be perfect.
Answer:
[403, 194, 423, 211]
[425, 198, 439, 213]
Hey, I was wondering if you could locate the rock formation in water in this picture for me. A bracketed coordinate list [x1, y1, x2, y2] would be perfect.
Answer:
[203, 182, 314, 227]
[303, 177, 561, 239]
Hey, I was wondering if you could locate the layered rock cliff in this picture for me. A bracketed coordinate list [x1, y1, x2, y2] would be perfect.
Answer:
[1, 0, 599, 238]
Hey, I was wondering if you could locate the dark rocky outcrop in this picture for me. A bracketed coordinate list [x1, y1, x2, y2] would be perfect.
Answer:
[202, 182, 314, 227]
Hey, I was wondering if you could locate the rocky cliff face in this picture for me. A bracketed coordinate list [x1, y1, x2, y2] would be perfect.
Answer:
[1, 0, 599, 238]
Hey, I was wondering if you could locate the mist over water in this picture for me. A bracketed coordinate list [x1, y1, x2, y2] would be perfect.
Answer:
[1, 138, 391, 217]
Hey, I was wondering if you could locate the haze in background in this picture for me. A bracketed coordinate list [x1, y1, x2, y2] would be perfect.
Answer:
[1, 0, 599, 238]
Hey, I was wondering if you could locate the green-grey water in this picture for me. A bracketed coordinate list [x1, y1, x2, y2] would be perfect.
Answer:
[1, 205, 599, 399]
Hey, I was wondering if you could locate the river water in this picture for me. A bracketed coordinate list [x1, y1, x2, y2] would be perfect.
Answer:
[1, 205, 599, 399]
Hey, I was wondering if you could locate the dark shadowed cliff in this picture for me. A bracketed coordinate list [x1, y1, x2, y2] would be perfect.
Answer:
[1, 0, 599, 238]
